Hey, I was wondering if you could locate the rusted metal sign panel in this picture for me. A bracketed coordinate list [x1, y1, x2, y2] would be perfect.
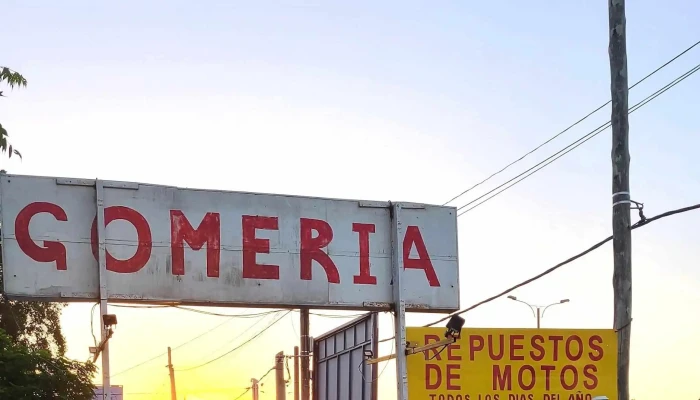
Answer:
[0, 174, 459, 310]
[313, 313, 378, 400]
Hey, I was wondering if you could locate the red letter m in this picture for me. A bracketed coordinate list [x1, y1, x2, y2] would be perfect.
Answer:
[492, 365, 512, 391]
[170, 211, 221, 277]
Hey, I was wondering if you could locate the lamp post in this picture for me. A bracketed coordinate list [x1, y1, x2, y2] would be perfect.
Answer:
[507, 296, 570, 328]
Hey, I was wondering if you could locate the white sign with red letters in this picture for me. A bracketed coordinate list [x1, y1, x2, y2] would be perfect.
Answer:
[0, 174, 459, 311]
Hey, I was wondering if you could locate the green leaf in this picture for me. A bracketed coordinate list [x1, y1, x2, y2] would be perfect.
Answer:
[0, 66, 27, 89]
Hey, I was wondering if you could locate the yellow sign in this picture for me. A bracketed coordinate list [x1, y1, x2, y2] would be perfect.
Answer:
[407, 328, 617, 400]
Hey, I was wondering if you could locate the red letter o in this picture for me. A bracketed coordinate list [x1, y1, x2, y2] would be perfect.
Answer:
[91, 206, 152, 273]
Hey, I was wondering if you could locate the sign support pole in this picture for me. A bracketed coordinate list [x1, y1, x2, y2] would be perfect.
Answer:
[390, 202, 409, 400]
[95, 179, 111, 399]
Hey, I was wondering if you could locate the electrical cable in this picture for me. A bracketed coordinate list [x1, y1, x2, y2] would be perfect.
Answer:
[90, 302, 98, 347]
[110, 304, 365, 319]
[376, 63, 700, 348]
[308, 312, 368, 318]
[105, 307, 360, 376]
[428, 345, 449, 361]
[290, 312, 299, 339]
[233, 388, 251, 400]
[285, 355, 292, 384]
[110, 311, 272, 378]
[233, 366, 276, 399]
[427, 202, 700, 327]
[173, 306, 281, 318]
[176, 310, 291, 372]
[456, 62, 700, 217]
[110, 303, 284, 318]
[442, 39, 700, 207]
[195, 311, 282, 363]
[358, 314, 395, 383]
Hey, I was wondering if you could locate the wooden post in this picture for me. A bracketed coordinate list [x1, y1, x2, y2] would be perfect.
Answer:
[300, 309, 310, 400]
[167, 347, 177, 400]
[608, 1, 632, 400]
[294, 346, 300, 400]
[276, 351, 286, 400]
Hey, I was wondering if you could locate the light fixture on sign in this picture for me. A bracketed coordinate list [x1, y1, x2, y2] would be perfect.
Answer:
[445, 315, 465, 339]
[103, 314, 118, 329]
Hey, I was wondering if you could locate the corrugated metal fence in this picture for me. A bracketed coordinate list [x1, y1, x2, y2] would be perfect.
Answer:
[313, 313, 378, 400]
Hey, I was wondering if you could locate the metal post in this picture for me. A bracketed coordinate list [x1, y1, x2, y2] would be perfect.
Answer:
[95, 180, 111, 400]
[536, 308, 541, 329]
[168, 347, 177, 400]
[371, 312, 379, 400]
[609, 1, 632, 400]
[294, 346, 300, 400]
[390, 202, 408, 400]
[300, 309, 310, 400]
[276, 351, 286, 400]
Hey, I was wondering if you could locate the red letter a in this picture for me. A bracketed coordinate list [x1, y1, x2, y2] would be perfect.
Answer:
[403, 226, 440, 287]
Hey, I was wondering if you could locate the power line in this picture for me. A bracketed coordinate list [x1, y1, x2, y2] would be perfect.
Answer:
[174, 306, 281, 318]
[109, 311, 274, 378]
[233, 388, 251, 400]
[308, 311, 368, 318]
[442, 39, 700, 207]
[110, 303, 284, 318]
[176, 310, 291, 372]
[110, 303, 366, 319]
[427, 202, 700, 327]
[106, 307, 362, 376]
[194, 311, 282, 362]
[233, 366, 276, 400]
[456, 61, 700, 217]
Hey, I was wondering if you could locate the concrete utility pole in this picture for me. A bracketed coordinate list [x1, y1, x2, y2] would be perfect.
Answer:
[608, 1, 632, 400]
[300, 309, 310, 400]
[294, 346, 300, 400]
[251, 378, 260, 400]
[167, 347, 177, 400]
[275, 351, 286, 400]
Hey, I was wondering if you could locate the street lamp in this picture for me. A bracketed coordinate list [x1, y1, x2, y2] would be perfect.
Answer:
[507, 296, 570, 328]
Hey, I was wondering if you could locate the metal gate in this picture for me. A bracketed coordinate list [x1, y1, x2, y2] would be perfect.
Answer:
[313, 312, 378, 400]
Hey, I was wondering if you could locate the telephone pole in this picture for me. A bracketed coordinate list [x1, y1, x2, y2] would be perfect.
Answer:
[275, 351, 286, 400]
[300, 309, 310, 400]
[251, 378, 260, 400]
[294, 346, 300, 400]
[167, 347, 177, 400]
[608, 1, 632, 400]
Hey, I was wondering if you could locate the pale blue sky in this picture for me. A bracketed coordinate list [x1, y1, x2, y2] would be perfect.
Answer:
[2, 1, 699, 399]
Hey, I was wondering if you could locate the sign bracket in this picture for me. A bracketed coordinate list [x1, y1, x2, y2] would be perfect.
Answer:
[365, 337, 457, 365]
